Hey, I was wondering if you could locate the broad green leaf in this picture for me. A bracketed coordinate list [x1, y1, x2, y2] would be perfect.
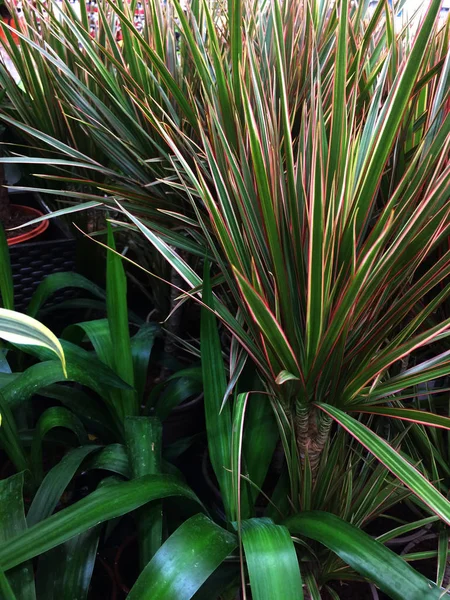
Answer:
[0, 473, 35, 600]
[106, 222, 136, 417]
[231, 392, 251, 522]
[154, 370, 202, 421]
[0, 393, 28, 474]
[27, 272, 106, 318]
[84, 443, 131, 478]
[0, 475, 201, 571]
[242, 518, 303, 600]
[0, 569, 16, 600]
[131, 323, 159, 403]
[127, 514, 236, 600]
[284, 511, 442, 599]
[1, 341, 131, 413]
[35, 526, 100, 600]
[125, 416, 163, 566]
[30, 407, 88, 482]
[27, 445, 101, 527]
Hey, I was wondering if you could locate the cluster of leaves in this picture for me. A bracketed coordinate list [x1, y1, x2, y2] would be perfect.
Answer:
[0, 0, 449, 597]
[1, 221, 447, 600]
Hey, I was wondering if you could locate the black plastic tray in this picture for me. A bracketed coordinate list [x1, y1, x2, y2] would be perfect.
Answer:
[8, 192, 76, 311]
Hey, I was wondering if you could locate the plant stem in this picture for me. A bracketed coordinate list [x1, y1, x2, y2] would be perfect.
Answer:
[295, 403, 331, 475]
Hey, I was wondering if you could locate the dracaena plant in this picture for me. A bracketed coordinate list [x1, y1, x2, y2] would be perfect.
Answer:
[2, 238, 446, 598]
[0, 0, 450, 597]
[106, 0, 450, 524]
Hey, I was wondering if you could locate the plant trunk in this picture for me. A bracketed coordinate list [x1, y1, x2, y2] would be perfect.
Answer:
[295, 403, 331, 476]
[0, 163, 10, 225]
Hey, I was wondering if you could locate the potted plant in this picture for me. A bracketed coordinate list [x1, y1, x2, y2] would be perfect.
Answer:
[0, 160, 50, 246]
[0, 156, 77, 309]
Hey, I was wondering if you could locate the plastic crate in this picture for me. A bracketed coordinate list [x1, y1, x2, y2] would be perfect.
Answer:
[8, 192, 77, 311]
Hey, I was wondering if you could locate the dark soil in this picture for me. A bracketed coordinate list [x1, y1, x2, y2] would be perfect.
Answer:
[3, 206, 39, 239]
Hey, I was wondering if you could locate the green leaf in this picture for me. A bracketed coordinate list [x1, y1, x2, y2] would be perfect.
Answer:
[0, 569, 17, 600]
[27, 272, 106, 318]
[351, 406, 450, 430]
[30, 406, 88, 482]
[27, 446, 101, 527]
[284, 511, 442, 599]
[353, 0, 443, 233]
[125, 416, 163, 566]
[6, 201, 103, 233]
[318, 404, 450, 526]
[0, 475, 201, 571]
[131, 323, 159, 403]
[243, 390, 279, 507]
[201, 265, 233, 520]
[154, 368, 202, 420]
[0, 343, 131, 414]
[127, 514, 236, 600]
[106, 222, 136, 418]
[0, 473, 35, 600]
[231, 392, 251, 522]
[35, 526, 100, 600]
[233, 269, 301, 379]
[84, 443, 131, 478]
[0, 309, 66, 377]
[0, 392, 28, 473]
[241, 518, 303, 600]
[437, 528, 449, 588]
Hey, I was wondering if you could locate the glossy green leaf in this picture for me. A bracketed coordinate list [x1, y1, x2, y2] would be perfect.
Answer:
[0, 568, 17, 600]
[0, 475, 201, 571]
[31, 407, 88, 482]
[131, 323, 159, 403]
[127, 514, 236, 600]
[125, 416, 163, 566]
[242, 518, 303, 600]
[0, 344, 131, 412]
[27, 272, 106, 318]
[106, 222, 136, 418]
[243, 390, 279, 506]
[0, 473, 35, 600]
[84, 443, 131, 478]
[27, 445, 101, 527]
[0, 392, 28, 473]
[35, 526, 100, 600]
[284, 511, 442, 599]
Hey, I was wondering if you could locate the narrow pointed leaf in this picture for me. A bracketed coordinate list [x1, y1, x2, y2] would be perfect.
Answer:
[318, 403, 450, 526]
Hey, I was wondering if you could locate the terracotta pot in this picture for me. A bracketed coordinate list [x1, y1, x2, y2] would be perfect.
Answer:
[6, 204, 48, 246]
